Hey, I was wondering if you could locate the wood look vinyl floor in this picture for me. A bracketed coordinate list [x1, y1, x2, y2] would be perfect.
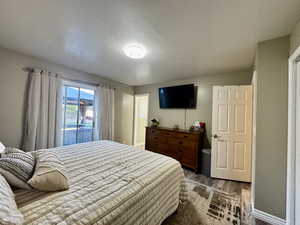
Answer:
[184, 169, 271, 225]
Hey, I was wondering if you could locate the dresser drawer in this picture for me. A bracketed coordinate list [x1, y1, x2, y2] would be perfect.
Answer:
[167, 137, 183, 145]
[161, 143, 180, 160]
[180, 145, 196, 158]
[179, 143, 196, 167]
[160, 131, 174, 137]
[146, 141, 158, 151]
[149, 135, 168, 144]
[175, 133, 198, 141]
[179, 141, 196, 149]
[147, 128, 162, 136]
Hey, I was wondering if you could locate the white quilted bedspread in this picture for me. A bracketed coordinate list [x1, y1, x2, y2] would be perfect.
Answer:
[14, 141, 187, 225]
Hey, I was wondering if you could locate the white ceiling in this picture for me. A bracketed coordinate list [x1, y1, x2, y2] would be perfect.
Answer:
[0, 0, 299, 86]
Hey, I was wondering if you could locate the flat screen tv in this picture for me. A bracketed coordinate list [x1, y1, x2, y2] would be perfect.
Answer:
[159, 84, 196, 109]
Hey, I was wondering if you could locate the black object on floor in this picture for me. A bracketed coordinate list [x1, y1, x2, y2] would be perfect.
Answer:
[201, 148, 211, 177]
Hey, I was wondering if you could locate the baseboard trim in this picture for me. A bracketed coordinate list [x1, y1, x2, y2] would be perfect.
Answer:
[252, 209, 286, 225]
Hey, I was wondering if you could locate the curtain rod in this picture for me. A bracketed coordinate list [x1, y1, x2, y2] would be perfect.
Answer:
[23, 67, 116, 89]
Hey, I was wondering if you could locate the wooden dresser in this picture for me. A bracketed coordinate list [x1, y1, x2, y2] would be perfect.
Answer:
[145, 126, 204, 172]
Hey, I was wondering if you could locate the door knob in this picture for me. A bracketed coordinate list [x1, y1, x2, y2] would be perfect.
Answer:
[213, 134, 218, 139]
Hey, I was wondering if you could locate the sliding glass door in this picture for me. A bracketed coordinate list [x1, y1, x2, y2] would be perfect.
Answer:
[62, 83, 96, 145]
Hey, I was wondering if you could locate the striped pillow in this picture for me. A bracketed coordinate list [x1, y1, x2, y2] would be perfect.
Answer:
[28, 150, 69, 191]
[0, 151, 35, 190]
[0, 174, 23, 225]
[3, 147, 24, 155]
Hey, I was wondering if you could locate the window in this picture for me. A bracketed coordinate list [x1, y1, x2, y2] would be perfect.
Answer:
[62, 81, 96, 145]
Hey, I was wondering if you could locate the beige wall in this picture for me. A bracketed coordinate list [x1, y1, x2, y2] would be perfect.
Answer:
[0, 47, 134, 147]
[254, 36, 289, 219]
[134, 70, 252, 145]
[291, 19, 300, 55]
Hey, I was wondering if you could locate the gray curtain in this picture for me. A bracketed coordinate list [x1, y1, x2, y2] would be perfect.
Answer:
[23, 69, 62, 151]
[94, 85, 115, 140]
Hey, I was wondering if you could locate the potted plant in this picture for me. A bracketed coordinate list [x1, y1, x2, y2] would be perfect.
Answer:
[151, 118, 159, 127]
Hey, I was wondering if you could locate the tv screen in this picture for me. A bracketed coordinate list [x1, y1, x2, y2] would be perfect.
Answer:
[159, 84, 196, 109]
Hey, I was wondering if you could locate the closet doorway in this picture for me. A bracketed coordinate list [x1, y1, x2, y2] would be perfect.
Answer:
[133, 94, 149, 149]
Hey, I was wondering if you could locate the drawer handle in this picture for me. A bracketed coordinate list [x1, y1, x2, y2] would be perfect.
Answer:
[183, 135, 188, 138]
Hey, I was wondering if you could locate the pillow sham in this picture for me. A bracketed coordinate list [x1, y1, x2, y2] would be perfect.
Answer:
[0, 174, 23, 225]
[0, 141, 5, 155]
[28, 150, 69, 191]
[0, 151, 35, 189]
[4, 147, 25, 155]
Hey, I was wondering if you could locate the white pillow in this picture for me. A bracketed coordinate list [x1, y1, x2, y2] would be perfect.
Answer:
[0, 174, 23, 225]
[28, 150, 69, 191]
[0, 142, 5, 154]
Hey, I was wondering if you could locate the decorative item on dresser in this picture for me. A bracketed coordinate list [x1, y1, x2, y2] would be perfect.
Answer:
[145, 126, 204, 172]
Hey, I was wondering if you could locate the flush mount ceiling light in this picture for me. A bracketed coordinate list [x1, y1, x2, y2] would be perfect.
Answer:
[123, 43, 147, 59]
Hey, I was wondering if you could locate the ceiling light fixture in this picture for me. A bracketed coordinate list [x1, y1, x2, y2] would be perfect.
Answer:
[123, 43, 147, 59]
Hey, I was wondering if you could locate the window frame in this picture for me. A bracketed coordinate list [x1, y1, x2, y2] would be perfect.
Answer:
[61, 80, 97, 145]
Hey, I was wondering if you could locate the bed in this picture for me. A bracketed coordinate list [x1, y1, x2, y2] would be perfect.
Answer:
[14, 141, 188, 225]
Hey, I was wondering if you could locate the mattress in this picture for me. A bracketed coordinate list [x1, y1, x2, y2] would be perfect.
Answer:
[14, 141, 188, 225]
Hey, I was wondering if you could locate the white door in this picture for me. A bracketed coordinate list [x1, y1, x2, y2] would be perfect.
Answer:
[134, 94, 149, 148]
[211, 86, 253, 182]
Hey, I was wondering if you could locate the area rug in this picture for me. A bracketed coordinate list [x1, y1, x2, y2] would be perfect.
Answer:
[163, 179, 242, 225]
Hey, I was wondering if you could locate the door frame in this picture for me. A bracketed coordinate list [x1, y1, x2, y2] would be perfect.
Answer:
[287, 45, 300, 225]
[133, 93, 149, 147]
[251, 71, 257, 211]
